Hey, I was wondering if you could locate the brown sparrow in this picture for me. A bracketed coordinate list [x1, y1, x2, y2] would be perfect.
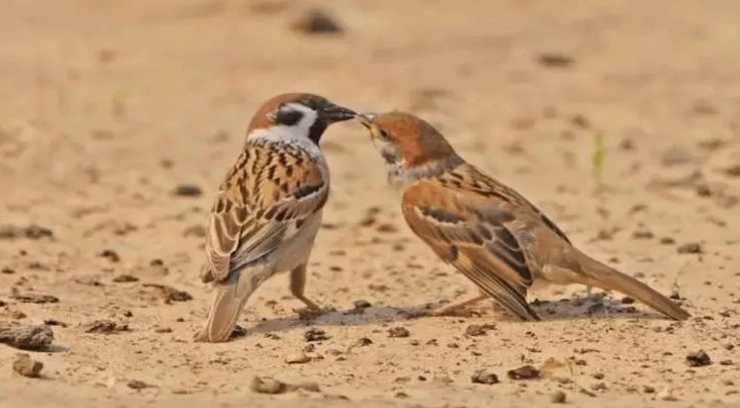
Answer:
[357, 111, 690, 321]
[195, 93, 355, 342]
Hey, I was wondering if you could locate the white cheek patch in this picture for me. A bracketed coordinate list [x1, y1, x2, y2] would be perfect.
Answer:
[283, 102, 318, 132]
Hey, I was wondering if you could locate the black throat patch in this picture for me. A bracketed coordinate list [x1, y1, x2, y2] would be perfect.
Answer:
[308, 119, 329, 144]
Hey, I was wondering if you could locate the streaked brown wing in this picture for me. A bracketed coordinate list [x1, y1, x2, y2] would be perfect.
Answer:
[202, 144, 328, 283]
[440, 166, 571, 244]
[401, 179, 539, 321]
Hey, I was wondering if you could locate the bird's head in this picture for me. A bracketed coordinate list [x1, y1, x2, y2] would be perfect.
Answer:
[357, 111, 458, 171]
[247, 93, 356, 144]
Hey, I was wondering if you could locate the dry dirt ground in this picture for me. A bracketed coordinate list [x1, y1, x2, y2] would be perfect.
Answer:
[1, 1, 740, 407]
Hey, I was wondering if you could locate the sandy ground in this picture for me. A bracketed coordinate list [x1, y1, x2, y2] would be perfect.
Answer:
[1, 0, 740, 407]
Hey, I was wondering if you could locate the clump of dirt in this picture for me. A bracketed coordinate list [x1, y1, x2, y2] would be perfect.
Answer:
[82, 319, 129, 334]
[142, 284, 193, 303]
[507, 365, 541, 380]
[12, 353, 44, 378]
[686, 350, 711, 367]
[250, 376, 321, 394]
[471, 369, 499, 384]
[0, 324, 54, 350]
[290, 8, 344, 35]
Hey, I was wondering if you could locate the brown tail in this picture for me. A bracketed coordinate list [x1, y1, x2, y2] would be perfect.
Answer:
[194, 265, 267, 342]
[570, 250, 690, 320]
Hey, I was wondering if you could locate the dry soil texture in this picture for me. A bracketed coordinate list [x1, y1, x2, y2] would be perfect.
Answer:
[1, 1, 739, 407]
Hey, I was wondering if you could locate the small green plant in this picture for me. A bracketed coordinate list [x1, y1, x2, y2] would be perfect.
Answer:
[591, 131, 605, 185]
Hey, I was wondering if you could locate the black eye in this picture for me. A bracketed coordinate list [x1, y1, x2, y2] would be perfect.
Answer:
[274, 108, 304, 126]
[379, 129, 391, 140]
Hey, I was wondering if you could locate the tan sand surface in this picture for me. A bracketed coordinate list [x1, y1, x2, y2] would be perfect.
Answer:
[1, 1, 739, 407]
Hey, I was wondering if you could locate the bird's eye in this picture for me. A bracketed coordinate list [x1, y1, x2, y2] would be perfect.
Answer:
[378, 129, 392, 140]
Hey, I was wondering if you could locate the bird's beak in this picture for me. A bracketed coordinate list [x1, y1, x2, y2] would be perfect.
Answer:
[356, 112, 377, 129]
[321, 103, 356, 123]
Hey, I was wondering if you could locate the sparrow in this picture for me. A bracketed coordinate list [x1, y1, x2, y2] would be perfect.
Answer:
[357, 111, 690, 321]
[194, 93, 355, 342]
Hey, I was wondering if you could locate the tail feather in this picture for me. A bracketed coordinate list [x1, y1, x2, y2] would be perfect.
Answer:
[194, 267, 264, 342]
[572, 250, 690, 321]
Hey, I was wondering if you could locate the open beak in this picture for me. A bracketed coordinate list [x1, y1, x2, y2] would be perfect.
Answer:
[356, 112, 377, 128]
[321, 103, 356, 123]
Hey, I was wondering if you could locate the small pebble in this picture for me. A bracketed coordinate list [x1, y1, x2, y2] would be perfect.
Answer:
[112, 274, 139, 283]
[285, 352, 310, 364]
[471, 369, 499, 385]
[127, 380, 152, 390]
[658, 387, 678, 401]
[387, 326, 410, 338]
[353, 299, 372, 309]
[98, 249, 120, 262]
[304, 328, 329, 342]
[677, 242, 702, 254]
[172, 184, 202, 197]
[0, 324, 54, 350]
[290, 8, 344, 35]
[621, 297, 635, 305]
[551, 390, 567, 403]
[465, 323, 495, 336]
[507, 365, 541, 380]
[251, 376, 287, 394]
[12, 353, 43, 378]
[686, 350, 711, 367]
[354, 337, 373, 347]
[537, 53, 575, 68]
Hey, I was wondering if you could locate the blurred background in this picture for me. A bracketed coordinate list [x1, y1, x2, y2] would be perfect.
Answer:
[1, 1, 739, 406]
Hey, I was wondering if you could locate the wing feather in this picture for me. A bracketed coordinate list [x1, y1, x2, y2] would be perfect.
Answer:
[202, 143, 328, 283]
[402, 176, 539, 320]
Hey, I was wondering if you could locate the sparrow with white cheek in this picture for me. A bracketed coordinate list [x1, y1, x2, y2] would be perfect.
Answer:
[357, 111, 690, 321]
[194, 93, 355, 342]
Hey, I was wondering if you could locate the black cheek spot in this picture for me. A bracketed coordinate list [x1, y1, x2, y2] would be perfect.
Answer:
[275, 109, 303, 126]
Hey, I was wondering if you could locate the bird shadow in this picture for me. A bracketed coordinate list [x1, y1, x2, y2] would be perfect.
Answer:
[233, 293, 673, 341]
[529, 293, 671, 321]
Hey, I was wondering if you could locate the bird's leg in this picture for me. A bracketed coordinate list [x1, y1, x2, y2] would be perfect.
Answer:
[428, 294, 489, 317]
[290, 264, 323, 319]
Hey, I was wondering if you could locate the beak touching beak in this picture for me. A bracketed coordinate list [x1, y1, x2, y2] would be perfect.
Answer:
[321, 103, 356, 123]
[356, 113, 377, 129]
